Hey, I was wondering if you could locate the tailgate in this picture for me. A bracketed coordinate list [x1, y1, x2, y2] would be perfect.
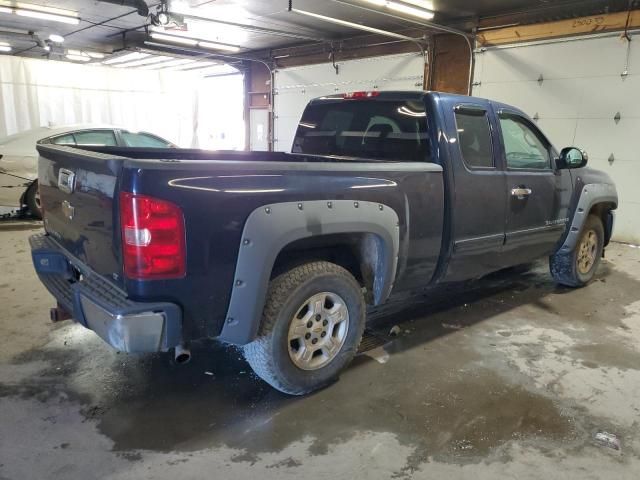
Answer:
[37, 145, 124, 284]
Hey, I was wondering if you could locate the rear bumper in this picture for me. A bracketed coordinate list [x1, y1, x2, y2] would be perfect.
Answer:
[29, 234, 182, 353]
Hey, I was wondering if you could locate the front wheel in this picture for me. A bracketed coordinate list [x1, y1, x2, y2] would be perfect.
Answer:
[243, 261, 366, 395]
[24, 181, 42, 220]
[550, 214, 604, 287]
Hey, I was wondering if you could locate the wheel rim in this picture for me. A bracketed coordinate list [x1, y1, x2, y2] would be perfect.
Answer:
[577, 229, 598, 274]
[34, 189, 41, 210]
[287, 291, 350, 371]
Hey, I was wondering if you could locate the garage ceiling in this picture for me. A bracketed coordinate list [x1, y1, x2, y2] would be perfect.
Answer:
[0, 0, 637, 65]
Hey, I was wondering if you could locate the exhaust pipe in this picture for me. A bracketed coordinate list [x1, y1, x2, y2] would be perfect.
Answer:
[174, 344, 191, 364]
[50, 304, 72, 322]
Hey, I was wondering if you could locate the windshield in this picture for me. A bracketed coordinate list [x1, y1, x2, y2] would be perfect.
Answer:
[292, 99, 430, 162]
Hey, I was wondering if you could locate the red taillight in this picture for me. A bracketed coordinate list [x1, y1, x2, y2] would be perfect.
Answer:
[119, 191, 186, 280]
[343, 91, 380, 99]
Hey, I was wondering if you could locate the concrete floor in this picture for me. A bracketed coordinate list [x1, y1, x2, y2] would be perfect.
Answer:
[1, 220, 640, 479]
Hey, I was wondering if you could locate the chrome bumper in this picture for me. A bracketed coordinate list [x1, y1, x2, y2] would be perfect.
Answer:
[30, 234, 182, 353]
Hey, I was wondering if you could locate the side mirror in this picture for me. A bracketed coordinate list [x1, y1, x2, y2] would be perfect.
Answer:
[558, 147, 588, 169]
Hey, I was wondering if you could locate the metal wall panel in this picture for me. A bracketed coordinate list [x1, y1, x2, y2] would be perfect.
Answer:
[474, 33, 640, 243]
[273, 53, 425, 152]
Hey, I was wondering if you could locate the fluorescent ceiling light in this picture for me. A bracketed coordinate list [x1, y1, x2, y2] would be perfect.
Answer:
[177, 61, 218, 71]
[170, 61, 217, 71]
[102, 51, 149, 65]
[66, 54, 90, 62]
[198, 40, 240, 52]
[0, 45, 11, 52]
[140, 58, 197, 70]
[387, 2, 434, 19]
[14, 9, 79, 25]
[113, 55, 174, 68]
[48, 34, 64, 43]
[0, 6, 11, 13]
[291, 8, 418, 41]
[85, 51, 105, 59]
[401, 0, 434, 9]
[362, 0, 434, 20]
[150, 32, 198, 46]
[141, 57, 196, 70]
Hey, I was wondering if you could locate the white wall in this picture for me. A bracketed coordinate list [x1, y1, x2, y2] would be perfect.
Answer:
[473, 33, 640, 244]
[0, 56, 204, 147]
[273, 53, 425, 152]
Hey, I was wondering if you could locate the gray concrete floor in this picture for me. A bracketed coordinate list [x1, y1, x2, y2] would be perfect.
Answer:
[1, 220, 640, 479]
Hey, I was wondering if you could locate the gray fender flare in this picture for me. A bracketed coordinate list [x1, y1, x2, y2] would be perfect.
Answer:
[219, 200, 400, 345]
[558, 183, 617, 253]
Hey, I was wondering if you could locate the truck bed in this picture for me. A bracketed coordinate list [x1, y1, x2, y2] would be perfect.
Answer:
[36, 144, 445, 341]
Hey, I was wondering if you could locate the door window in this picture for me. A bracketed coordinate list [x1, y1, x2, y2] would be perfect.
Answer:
[50, 134, 76, 145]
[121, 131, 172, 148]
[454, 109, 494, 168]
[73, 130, 117, 146]
[499, 114, 550, 169]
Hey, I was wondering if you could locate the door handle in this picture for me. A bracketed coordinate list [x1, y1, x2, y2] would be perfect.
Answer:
[511, 187, 532, 199]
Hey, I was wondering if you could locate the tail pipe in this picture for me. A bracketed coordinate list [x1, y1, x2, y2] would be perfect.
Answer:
[50, 303, 72, 322]
[174, 344, 191, 364]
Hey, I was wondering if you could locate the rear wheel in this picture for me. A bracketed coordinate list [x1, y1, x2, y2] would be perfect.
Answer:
[24, 181, 42, 219]
[550, 214, 604, 287]
[243, 261, 365, 395]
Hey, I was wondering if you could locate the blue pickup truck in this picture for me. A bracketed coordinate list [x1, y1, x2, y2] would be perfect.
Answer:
[30, 91, 618, 394]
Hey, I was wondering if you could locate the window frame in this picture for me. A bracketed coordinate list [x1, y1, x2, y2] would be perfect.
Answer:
[453, 104, 496, 171]
[496, 110, 554, 172]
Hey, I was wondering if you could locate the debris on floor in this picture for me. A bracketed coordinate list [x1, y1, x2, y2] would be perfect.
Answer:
[364, 345, 390, 364]
[442, 323, 463, 330]
[594, 431, 621, 451]
[389, 325, 401, 336]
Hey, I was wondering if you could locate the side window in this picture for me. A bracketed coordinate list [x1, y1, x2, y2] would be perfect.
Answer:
[121, 131, 172, 148]
[454, 108, 494, 168]
[50, 134, 76, 145]
[499, 115, 550, 169]
[73, 130, 117, 146]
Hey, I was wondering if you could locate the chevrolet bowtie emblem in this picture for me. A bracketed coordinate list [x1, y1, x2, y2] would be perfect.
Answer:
[62, 200, 75, 220]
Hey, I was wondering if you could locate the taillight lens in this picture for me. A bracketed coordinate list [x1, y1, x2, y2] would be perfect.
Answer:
[119, 191, 186, 280]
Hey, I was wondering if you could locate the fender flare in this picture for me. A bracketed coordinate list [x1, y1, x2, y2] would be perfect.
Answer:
[218, 200, 400, 345]
[558, 183, 618, 253]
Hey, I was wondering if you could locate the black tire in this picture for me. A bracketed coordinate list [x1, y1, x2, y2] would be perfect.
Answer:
[550, 214, 604, 287]
[243, 261, 366, 395]
[24, 181, 42, 219]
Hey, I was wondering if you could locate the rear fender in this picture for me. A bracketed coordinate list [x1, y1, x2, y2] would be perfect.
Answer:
[218, 200, 400, 345]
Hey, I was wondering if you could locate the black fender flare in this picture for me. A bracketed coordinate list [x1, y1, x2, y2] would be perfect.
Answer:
[219, 200, 400, 345]
[557, 183, 618, 254]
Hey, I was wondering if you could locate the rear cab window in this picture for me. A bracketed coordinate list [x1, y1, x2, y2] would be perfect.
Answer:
[292, 96, 430, 162]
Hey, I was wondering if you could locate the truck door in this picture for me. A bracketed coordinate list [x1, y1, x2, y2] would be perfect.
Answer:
[443, 103, 507, 281]
[496, 109, 572, 264]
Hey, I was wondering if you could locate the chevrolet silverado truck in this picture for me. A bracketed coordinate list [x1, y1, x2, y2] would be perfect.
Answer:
[30, 91, 618, 395]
